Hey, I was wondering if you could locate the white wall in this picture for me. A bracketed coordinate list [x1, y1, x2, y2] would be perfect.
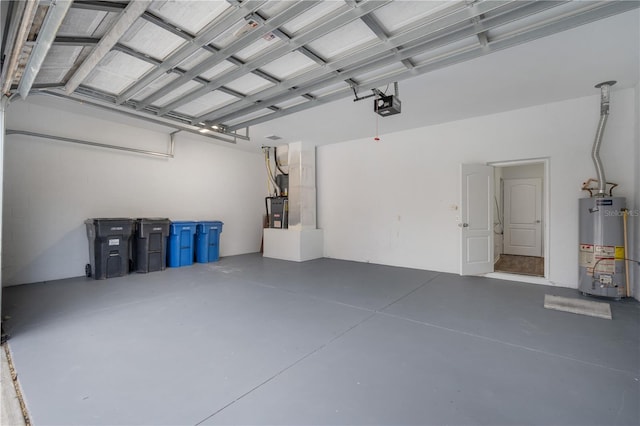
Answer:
[2, 98, 265, 286]
[317, 88, 637, 289]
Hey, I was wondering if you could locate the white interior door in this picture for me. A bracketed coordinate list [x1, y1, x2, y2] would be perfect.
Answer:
[460, 164, 494, 275]
[503, 178, 542, 257]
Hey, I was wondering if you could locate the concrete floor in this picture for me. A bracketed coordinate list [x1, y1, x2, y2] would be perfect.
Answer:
[2, 253, 639, 425]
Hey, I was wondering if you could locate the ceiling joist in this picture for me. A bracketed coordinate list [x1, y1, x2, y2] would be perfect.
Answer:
[1, 0, 637, 140]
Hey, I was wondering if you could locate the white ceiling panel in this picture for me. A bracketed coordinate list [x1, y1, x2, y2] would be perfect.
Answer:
[280, 1, 346, 35]
[33, 68, 70, 84]
[149, 1, 231, 35]
[39, 45, 83, 68]
[200, 60, 237, 80]
[259, 1, 298, 20]
[234, 37, 282, 61]
[259, 51, 318, 79]
[84, 51, 155, 95]
[120, 20, 187, 60]
[57, 9, 109, 37]
[225, 73, 275, 96]
[173, 90, 239, 117]
[372, 1, 453, 34]
[35, 45, 82, 84]
[306, 19, 378, 60]
[152, 80, 201, 107]
[177, 49, 215, 71]
[131, 73, 180, 102]
[210, 18, 258, 49]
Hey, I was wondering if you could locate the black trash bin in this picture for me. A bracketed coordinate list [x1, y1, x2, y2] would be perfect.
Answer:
[132, 218, 171, 273]
[85, 218, 134, 280]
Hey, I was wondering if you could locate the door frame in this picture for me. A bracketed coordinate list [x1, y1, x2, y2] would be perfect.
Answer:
[487, 157, 550, 281]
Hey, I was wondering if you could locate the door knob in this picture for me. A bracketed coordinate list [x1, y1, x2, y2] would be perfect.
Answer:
[458, 223, 469, 228]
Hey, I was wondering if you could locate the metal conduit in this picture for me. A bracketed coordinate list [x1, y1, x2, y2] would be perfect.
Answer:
[591, 81, 615, 196]
[6, 129, 175, 159]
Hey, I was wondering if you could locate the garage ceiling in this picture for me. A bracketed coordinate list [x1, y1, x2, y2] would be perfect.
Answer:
[1, 0, 638, 143]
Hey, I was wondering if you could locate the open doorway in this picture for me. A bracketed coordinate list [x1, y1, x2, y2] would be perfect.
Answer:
[493, 161, 546, 277]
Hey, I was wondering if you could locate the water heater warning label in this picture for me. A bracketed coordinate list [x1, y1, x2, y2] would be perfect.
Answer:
[579, 244, 594, 267]
[595, 245, 615, 257]
[580, 243, 616, 275]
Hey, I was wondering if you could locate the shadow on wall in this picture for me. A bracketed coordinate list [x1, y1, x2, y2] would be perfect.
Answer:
[3, 225, 88, 286]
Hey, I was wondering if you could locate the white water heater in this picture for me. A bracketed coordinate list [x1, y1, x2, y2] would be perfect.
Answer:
[578, 197, 626, 298]
[578, 81, 627, 299]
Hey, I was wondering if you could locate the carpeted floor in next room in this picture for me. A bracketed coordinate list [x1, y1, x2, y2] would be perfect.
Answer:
[495, 254, 545, 277]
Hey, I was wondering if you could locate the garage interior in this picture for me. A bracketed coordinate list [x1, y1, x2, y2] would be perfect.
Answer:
[1, 1, 639, 425]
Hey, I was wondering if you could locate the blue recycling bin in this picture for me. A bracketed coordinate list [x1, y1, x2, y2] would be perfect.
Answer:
[167, 221, 197, 267]
[195, 221, 224, 263]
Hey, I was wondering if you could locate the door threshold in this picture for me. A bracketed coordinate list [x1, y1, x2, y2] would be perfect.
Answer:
[484, 272, 553, 286]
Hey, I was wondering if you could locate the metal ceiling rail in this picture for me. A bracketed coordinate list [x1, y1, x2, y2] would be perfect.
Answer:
[65, 0, 152, 94]
[359, 12, 415, 70]
[49, 39, 251, 102]
[194, 0, 527, 125]
[228, 0, 639, 131]
[111, 43, 248, 100]
[214, 1, 559, 124]
[70, 85, 251, 141]
[6, 129, 176, 159]
[115, 0, 268, 104]
[18, 0, 73, 99]
[155, 0, 392, 117]
[35, 91, 240, 144]
[134, 1, 320, 110]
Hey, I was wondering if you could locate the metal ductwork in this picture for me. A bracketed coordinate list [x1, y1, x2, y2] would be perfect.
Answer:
[591, 80, 616, 196]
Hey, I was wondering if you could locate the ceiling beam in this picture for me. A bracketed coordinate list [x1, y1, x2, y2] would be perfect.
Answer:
[18, 0, 73, 98]
[227, 0, 640, 131]
[134, 1, 317, 111]
[115, 0, 268, 104]
[297, 46, 327, 65]
[269, 27, 327, 66]
[65, 0, 152, 95]
[360, 14, 388, 41]
[1, 0, 38, 96]
[157, 0, 392, 116]
[194, 0, 521, 125]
